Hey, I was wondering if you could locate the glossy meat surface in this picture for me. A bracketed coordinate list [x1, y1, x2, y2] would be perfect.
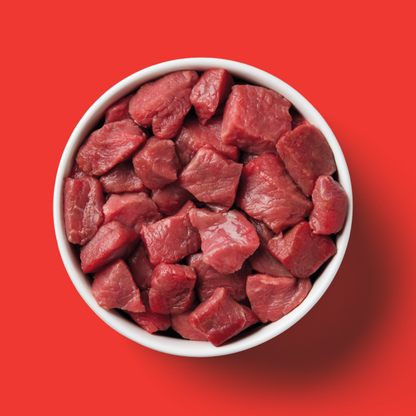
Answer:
[189, 208, 259, 274]
[64, 177, 104, 245]
[221, 85, 292, 154]
[129, 70, 199, 139]
[76, 119, 146, 176]
[267, 221, 337, 278]
[178, 148, 243, 211]
[236, 153, 313, 233]
[276, 124, 336, 196]
[91, 259, 144, 313]
[104, 93, 134, 124]
[246, 274, 311, 323]
[190, 68, 234, 125]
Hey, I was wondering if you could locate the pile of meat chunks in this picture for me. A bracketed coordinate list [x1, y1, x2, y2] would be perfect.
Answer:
[64, 68, 348, 347]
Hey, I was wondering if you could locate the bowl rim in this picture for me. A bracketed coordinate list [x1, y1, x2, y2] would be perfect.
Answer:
[53, 57, 353, 357]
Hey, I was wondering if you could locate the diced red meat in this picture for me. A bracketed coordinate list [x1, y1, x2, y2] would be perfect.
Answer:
[91, 259, 144, 313]
[276, 124, 337, 197]
[236, 153, 313, 233]
[80, 221, 137, 274]
[103, 192, 162, 234]
[189, 208, 259, 275]
[267, 221, 337, 278]
[247, 218, 293, 277]
[190, 68, 234, 125]
[188, 287, 258, 347]
[132, 137, 181, 190]
[129, 70, 199, 139]
[221, 85, 292, 155]
[178, 148, 243, 212]
[128, 290, 171, 334]
[70, 162, 92, 179]
[246, 274, 311, 323]
[187, 253, 251, 302]
[148, 263, 197, 315]
[151, 181, 196, 216]
[140, 201, 201, 266]
[174, 115, 239, 166]
[171, 300, 208, 341]
[99, 160, 148, 194]
[310, 175, 348, 235]
[240, 153, 258, 165]
[104, 93, 134, 124]
[64, 176, 104, 245]
[126, 241, 154, 290]
[76, 119, 147, 176]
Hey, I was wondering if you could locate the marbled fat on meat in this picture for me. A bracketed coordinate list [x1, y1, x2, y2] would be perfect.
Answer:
[221, 85, 292, 155]
[189, 208, 259, 275]
[76, 119, 147, 176]
[129, 70, 199, 139]
[91, 259, 145, 313]
[236, 153, 313, 233]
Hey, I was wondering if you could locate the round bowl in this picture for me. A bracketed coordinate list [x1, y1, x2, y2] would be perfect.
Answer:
[53, 58, 353, 357]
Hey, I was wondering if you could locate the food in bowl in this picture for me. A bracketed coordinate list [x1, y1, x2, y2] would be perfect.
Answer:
[58, 61, 351, 352]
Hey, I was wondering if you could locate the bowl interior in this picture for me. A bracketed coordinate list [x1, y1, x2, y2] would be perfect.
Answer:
[53, 58, 353, 357]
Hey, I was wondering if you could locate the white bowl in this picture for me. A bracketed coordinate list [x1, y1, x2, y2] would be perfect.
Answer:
[53, 58, 353, 357]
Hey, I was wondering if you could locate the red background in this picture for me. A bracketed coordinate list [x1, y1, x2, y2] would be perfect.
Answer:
[2, 1, 415, 415]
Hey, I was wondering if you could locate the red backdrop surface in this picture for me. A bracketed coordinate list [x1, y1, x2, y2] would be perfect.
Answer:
[2, 1, 415, 415]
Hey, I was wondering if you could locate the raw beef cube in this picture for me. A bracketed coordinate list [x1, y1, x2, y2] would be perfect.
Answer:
[178, 148, 243, 212]
[76, 119, 147, 176]
[148, 263, 197, 315]
[104, 93, 134, 124]
[221, 85, 292, 155]
[276, 124, 337, 197]
[171, 301, 208, 341]
[128, 290, 171, 334]
[91, 259, 145, 313]
[80, 221, 137, 274]
[310, 175, 348, 235]
[188, 287, 258, 347]
[187, 253, 251, 303]
[151, 181, 196, 216]
[129, 70, 199, 139]
[99, 160, 148, 194]
[140, 201, 201, 266]
[174, 115, 239, 166]
[290, 107, 310, 130]
[132, 137, 181, 190]
[248, 218, 293, 278]
[246, 274, 311, 323]
[64, 176, 104, 245]
[103, 192, 162, 234]
[267, 221, 337, 278]
[190, 68, 234, 125]
[189, 208, 259, 275]
[126, 241, 154, 290]
[70, 162, 91, 179]
[236, 153, 313, 233]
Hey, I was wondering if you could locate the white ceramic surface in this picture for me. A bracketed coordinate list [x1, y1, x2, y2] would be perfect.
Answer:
[53, 58, 353, 357]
